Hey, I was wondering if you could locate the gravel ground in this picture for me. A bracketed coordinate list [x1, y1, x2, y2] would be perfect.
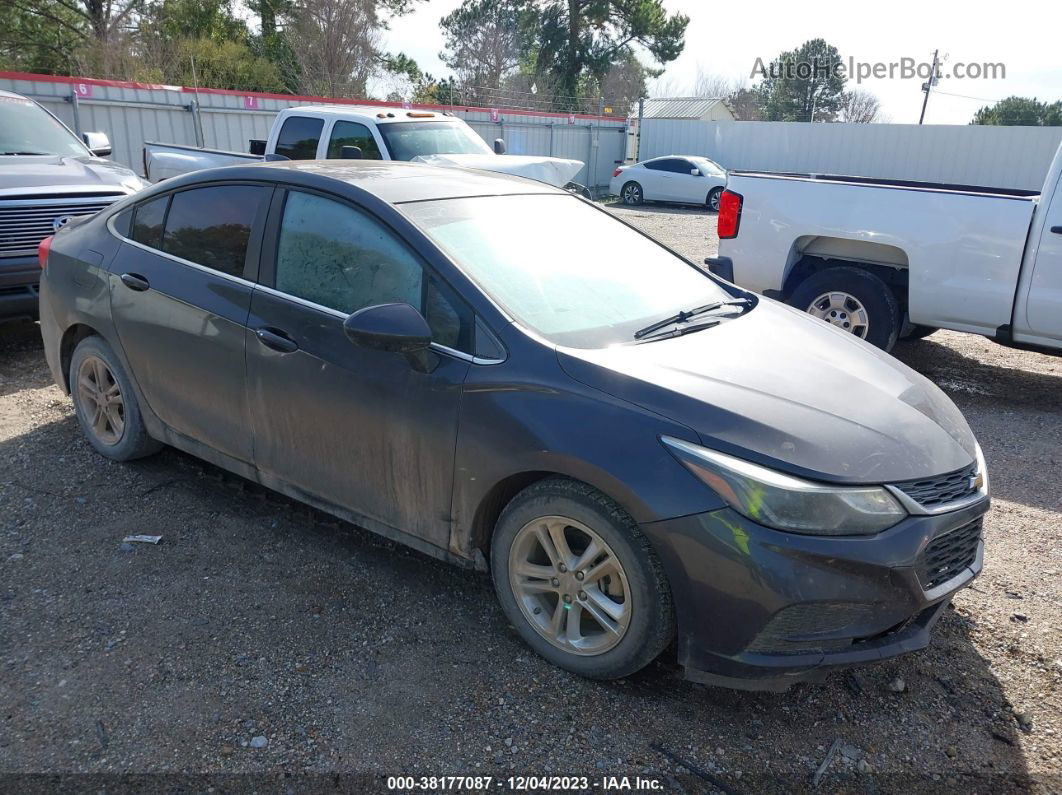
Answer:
[1, 203, 1060, 792]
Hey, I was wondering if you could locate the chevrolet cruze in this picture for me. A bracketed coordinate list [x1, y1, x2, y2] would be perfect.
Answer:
[37, 161, 989, 690]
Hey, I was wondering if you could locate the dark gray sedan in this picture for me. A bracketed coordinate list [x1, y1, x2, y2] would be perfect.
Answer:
[38, 161, 989, 690]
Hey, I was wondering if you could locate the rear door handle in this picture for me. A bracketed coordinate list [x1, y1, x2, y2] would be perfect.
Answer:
[255, 327, 299, 353]
[1051, 226, 1062, 234]
[120, 273, 150, 291]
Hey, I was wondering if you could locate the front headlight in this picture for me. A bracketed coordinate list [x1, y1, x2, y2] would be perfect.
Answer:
[662, 436, 906, 536]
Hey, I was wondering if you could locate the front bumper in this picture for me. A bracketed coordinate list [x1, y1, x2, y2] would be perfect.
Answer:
[0, 255, 41, 320]
[642, 496, 988, 691]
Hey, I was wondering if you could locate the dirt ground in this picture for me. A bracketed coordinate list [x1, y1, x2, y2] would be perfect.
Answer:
[1, 203, 1059, 793]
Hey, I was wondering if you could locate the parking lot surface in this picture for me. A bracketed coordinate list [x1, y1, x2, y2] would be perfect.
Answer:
[1, 204, 1059, 791]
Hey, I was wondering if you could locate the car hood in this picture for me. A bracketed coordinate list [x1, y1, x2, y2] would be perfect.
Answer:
[411, 153, 583, 187]
[0, 155, 145, 196]
[557, 299, 976, 484]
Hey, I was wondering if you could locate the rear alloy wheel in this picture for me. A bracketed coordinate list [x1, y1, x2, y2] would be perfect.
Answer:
[788, 266, 901, 351]
[70, 336, 162, 461]
[707, 187, 723, 212]
[491, 478, 673, 679]
[621, 181, 643, 206]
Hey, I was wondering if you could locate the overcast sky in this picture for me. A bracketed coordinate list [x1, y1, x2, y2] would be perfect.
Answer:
[376, 0, 1061, 124]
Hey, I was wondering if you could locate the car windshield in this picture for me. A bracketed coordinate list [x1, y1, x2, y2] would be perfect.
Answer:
[0, 95, 90, 156]
[378, 121, 493, 160]
[694, 158, 725, 176]
[403, 194, 735, 348]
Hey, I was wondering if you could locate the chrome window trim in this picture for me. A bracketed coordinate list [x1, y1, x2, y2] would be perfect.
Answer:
[253, 285, 500, 364]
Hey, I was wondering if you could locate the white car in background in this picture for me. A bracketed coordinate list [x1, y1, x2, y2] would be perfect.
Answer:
[610, 155, 728, 210]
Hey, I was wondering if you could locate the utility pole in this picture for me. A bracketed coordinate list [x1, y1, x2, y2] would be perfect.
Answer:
[919, 49, 940, 124]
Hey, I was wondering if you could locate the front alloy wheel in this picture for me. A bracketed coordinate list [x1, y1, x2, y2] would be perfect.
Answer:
[508, 516, 631, 655]
[491, 478, 674, 680]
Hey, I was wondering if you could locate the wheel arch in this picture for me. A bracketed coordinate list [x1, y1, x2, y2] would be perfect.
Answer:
[782, 245, 911, 311]
[58, 323, 102, 393]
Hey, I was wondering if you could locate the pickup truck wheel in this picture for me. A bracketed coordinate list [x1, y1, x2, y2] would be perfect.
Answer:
[789, 266, 901, 351]
[706, 187, 723, 212]
[621, 181, 643, 206]
[491, 477, 674, 679]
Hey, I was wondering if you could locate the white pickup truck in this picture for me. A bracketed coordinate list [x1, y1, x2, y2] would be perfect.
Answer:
[710, 142, 1062, 353]
[144, 104, 587, 192]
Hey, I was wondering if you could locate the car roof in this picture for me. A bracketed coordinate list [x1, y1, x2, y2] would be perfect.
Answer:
[0, 88, 30, 100]
[179, 160, 565, 204]
[281, 104, 464, 126]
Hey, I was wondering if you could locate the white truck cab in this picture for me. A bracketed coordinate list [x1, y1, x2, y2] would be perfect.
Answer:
[145, 105, 585, 191]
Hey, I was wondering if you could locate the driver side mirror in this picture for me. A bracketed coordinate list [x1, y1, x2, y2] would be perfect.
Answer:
[343, 303, 435, 371]
[82, 131, 111, 157]
[493, 138, 507, 155]
[690, 168, 701, 176]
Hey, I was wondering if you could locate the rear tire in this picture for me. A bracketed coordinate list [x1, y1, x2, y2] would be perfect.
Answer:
[620, 181, 643, 206]
[69, 336, 161, 461]
[491, 477, 673, 680]
[788, 266, 901, 351]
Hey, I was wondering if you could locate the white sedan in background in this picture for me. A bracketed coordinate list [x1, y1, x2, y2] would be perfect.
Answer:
[610, 155, 728, 210]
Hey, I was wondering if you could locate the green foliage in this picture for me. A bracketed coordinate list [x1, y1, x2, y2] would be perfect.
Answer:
[0, 0, 88, 73]
[972, 96, 1062, 126]
[147, 0, 247, 42]
[440, 0, 686, 111]
[754, 38, 846, 122]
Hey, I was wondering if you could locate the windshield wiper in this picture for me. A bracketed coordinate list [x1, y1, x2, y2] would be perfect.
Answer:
[633, 298, 753, 340]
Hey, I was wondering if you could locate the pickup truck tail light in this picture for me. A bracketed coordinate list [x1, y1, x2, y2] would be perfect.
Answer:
[717, 190, 743, 239]
[38, 235, 54, 269]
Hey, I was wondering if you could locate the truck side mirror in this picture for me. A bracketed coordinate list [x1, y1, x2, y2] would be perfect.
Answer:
[493, 138, 507, 155]
[340, 145, 363, 160]
[82, 132, 111, 157]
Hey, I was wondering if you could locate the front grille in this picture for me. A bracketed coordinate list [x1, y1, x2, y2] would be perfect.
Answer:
[918, 518, 982, 591]
[0, 195, 121, 257]
[893, 462, 978, 509]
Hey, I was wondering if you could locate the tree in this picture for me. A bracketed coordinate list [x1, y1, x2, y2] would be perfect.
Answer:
[596, 50, 655, 115]
[754, 38, 845, 122]
[440, 0, 687, 111]
[439, 0, 537, 99]
[972, 96, 1062, 126]
[0, 0, 86, 73]
[689, 69, 761, 120]
[839, 88, 881, 123]
[285, 0, 381, 97]
[538, 0, 687, 107]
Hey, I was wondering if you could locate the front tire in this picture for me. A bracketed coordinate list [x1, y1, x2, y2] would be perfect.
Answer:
[70, 336, 161, 461]
[788, 266, 901, 351]
[491, 478, 674, 680]
[706, 187, 723, 212]
[620, 181, 643, 206]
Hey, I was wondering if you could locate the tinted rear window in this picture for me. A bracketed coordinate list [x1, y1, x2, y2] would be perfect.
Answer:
[275, 116, 324, 160]
[162, 185, 269, 277]
[130, 196, 167, 249]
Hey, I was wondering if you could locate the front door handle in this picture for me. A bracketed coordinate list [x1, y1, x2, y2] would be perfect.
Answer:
[255, 327, 299, 353]
[1050, 226, 1062, 234]
[120, 273, 150, 291]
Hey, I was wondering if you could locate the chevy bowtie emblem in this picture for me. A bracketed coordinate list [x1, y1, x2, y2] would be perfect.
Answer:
[52, 215, 75, 232]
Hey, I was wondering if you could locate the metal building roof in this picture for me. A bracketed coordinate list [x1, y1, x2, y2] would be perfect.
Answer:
[642, 97, 729, 119]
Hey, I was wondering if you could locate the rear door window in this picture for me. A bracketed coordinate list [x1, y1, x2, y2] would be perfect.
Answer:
[327, 121, 382, 160]
[162, 185, 270, 278]
[130, 195, 168, 249]
[274, 116, 324, 160]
